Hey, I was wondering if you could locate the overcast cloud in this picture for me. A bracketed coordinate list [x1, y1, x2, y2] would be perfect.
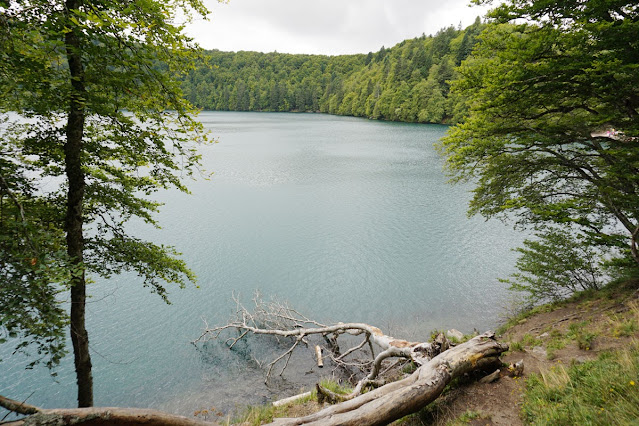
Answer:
[186, 0, 493, 55]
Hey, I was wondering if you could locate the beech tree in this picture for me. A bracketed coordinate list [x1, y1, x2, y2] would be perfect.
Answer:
[441, 0, 639, 287]
[178, 21, 486, 124]
[0, 0, 215, 407]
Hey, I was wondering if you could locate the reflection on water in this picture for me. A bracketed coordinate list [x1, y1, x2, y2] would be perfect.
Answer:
[0, 112, 523, 417]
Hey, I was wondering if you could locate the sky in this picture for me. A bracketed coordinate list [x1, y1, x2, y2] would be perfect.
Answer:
[185, 0, 494, 56]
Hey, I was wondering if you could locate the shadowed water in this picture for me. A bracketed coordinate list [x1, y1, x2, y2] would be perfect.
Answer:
[0, 112, 522, 417]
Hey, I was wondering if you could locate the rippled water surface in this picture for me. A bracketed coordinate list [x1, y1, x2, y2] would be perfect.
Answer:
[1, 112, 523, 416]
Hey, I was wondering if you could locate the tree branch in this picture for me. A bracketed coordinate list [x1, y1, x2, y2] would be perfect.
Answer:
[0, 395, 39, 416]
[0, 395, 217, 425]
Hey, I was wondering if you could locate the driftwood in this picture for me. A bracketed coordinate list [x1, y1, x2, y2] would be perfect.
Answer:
[272, 391, 313, 408]
[2, 335, 507, 426]
[269, 333, 507, 425]
[193, 294, 509, 425]
[315, 345, 323, 368]
[479, 368, 501, 384]
[0, 395, 218, 425]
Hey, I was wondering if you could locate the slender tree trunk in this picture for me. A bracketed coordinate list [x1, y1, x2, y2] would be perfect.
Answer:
[64, 0, 93, 408]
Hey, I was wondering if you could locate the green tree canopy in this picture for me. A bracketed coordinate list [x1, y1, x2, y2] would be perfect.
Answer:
[442, 0, 639, 297]
[1, 0, 213, 406]
[179, 19, 486, 124]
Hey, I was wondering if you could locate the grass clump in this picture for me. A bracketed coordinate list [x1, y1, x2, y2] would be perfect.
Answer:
[522, 345, 639, 425]
[317, 377, 353, 395]
[402, 361, 418, 375]
[611, 318, 637, 337]
[521, 333, 543, 348]
[228, 378, 350, 425]
[230, 404, 279, 426]
[507, 333, 545, 354]
[566, 321, 597, 350]
[608, 302, 639, 338]
[508, 333, 543, 353]
[545, 329, 567, 359]
[447, 410, 487, 425]
[510, 341, 524, 352]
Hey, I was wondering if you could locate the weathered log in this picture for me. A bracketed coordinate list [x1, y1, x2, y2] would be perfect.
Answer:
[479, 369, 501, 384]
[268, 332, 508, 426]
[4, 295, 509, 426]
[315, 380, 386, 405]
[273, 391, 313, 408]
[0, 395, 217, 426]
[315, 345, 323, 368]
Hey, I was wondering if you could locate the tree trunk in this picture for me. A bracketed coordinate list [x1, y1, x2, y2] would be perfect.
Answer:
[64, 0, 93, 408]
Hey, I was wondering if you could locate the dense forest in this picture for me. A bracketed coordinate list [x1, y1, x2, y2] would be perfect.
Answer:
[181, 17, 484, 124]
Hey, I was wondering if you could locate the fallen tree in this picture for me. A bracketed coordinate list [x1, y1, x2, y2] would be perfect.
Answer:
[193, 293, 453, 394]
[194, 293, 510, 425]
[271, 333, 507, 425]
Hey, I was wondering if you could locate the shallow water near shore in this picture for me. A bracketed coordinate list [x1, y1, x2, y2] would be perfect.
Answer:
[0, 112, 523, 417]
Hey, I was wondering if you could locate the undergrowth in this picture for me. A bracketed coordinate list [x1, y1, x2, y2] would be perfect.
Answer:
[497, 277, 639, 336]
[522, 345, 639, 425]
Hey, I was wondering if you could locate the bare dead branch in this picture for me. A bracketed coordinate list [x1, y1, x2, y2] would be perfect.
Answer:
[0, 395, 39, 415]
[195, 293, 451, 400]
[337, 336, 370, 361]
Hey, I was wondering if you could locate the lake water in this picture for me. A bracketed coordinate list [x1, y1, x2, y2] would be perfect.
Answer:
[0, 112, 523, 417]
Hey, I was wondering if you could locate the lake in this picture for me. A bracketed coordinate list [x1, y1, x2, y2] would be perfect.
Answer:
[0, 111, 522, 417]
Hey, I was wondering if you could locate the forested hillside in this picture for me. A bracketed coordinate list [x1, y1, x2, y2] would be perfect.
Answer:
[181, 17, 484, 124]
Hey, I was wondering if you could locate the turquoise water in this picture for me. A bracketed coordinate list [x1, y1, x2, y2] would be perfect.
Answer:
[0, 112, 522, 416]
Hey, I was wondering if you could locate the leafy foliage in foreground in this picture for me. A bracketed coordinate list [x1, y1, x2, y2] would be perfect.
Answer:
[0, 158, 70, 368]
[0, 0, 211, 402]
[442, 0, 639, 301]
[501, 229, 610, 304]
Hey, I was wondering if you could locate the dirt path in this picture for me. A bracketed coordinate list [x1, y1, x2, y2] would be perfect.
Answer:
[412, 285, 639, 426]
